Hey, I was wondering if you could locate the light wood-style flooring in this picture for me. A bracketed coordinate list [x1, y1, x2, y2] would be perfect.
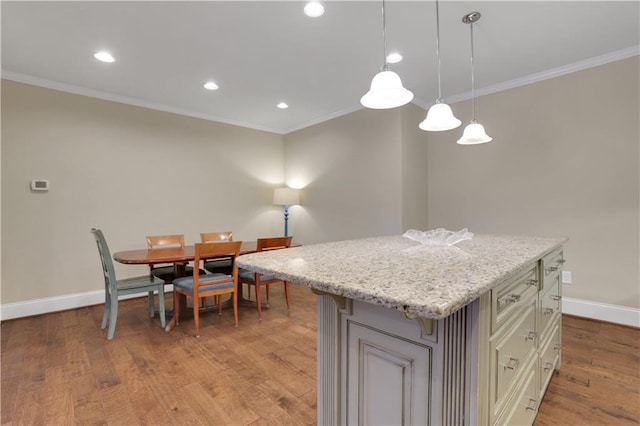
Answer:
[1, 284, 639, 425]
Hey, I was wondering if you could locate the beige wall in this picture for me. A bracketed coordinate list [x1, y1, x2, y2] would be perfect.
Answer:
[283, 108, 405, 244]
[1, 80, 284, 303]
[2, 57, 638, 314]
[400, 103, 430, 232]
[426, 57, 640, 309]
[283, 104, 429, 245]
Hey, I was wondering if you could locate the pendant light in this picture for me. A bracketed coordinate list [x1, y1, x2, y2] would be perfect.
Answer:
[457, 11, 492, 145]
[361, 0, 413, 109]
[419, 0, 461, 131]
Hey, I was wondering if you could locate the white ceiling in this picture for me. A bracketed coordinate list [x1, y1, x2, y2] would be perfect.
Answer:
[2, 1, 639, 134]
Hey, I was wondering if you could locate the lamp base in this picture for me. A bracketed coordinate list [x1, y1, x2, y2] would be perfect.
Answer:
[283, 205, 290, 237]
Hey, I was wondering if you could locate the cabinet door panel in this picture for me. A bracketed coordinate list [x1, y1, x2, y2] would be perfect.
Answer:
[492, 265, 539, 333]
[539, 322, 561, 396]
[539, 275, 561, 336]
[541, 249, 564, 290]
[347, 322, 432, 426]
[490, 298, 537, 416]
[495, 362, 538, 426]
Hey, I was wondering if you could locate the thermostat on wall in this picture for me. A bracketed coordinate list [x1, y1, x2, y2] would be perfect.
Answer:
[31, 179, 50, 191]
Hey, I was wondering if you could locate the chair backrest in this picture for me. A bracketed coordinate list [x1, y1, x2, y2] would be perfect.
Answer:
[193, 241, 242, 287]
[146, 234, 186, 249]
[257, 236, 293, 252]
[91, 228, 117, 289]
[200, 231, 233, 243]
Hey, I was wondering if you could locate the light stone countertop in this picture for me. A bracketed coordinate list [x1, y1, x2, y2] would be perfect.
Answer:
[236, 234, 567, 319]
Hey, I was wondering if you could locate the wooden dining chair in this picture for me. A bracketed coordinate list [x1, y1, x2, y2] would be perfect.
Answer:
[200, 231, 234, 274]
[172, 241, 242, 337]
[91, 228, 166, 340]
[146, 234, 198, 283]
[238, 236, 293, 319]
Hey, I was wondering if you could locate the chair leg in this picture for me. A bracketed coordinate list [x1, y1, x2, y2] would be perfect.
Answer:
[218, 296, 223, 315]
[266, 286, 270, 303]
[158, 288, 166, 329]
[233, 290, 239, 326]
[255, 284, 262, 320]
[107, 296, 118, 340]
[284, 281, 290, 311]
[101, 288, 111, 330]
[173, 291, 181, 325]
[148, 291, 155, 318]
[194, 299, 200, 338]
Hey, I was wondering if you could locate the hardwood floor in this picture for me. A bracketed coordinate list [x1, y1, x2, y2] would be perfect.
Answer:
[535, 315, 640, 425]
[1, 285, 638, 425]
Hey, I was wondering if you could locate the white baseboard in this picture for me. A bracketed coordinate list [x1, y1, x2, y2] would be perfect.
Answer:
[1, 291, 638, 327]
[563, 297, 640, 328]
[0, 286, 174, 321]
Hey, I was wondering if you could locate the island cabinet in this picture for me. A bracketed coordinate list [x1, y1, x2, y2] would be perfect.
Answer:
[235, 234, 567, 426]
[479, 247, 564, 425]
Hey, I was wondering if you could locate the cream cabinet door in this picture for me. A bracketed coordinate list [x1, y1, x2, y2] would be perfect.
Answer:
[346, 322, 433, 425]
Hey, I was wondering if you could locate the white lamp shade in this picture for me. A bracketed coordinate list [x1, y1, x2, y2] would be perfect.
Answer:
[419, 102, 462, 131]
[360, 70, 414, 109]
[273, 187, 300, 206]
[457, 122, 492, 145]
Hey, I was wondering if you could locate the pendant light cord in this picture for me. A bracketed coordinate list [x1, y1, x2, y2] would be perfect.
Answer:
[381, 0, 388, 70]
[435, 0, 442, 102]
[470, 21, 476, 121]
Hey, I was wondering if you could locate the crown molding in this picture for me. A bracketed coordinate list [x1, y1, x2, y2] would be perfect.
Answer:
[0, 70, 283, 134]
[282, 104, 364, 135]
[3, 45, 638, 134]
[438, 45, 640, 107]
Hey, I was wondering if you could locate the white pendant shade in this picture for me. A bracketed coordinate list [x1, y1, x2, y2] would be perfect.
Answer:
[360, 70, 414, 109]
[419, 102, 461, 131]
[457, 121, 492, 145]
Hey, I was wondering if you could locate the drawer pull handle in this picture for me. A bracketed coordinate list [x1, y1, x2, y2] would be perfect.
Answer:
[504, 357, 519, 371]
[526, 279, 539, 286]
[525, 331, 537, 342]
[544, 361, 554, 371]
[506, 294, 521, 303]
[546, 266, 558, 273]
[543, 307, 555, 316]
[550, 295, 562, 301]
[557, 259, 566, 265]
[525, 398, 538, 412]
[553, 343, 561, 351]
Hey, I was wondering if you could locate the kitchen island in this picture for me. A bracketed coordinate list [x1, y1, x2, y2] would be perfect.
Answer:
[236, 234, 567, 425]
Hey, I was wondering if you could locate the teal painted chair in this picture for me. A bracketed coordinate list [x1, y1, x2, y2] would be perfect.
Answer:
[238, 236, 293, 319]
[173, 241, 242, 337]
[91, 228, 166, 340]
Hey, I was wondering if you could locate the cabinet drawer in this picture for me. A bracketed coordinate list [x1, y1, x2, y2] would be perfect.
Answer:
[539, 322, 561, 397]
[492, 264, 539, 333]
[494, 361, 538, 426]
[541, 248, 564, 290]
[490, 298, 537, 414]
[539, 274, 562, 336]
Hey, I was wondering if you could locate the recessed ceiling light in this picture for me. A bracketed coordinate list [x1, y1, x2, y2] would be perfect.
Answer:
[94, 51, 115, 63]
[204, 81, 219, 90]
[277, 102, 289, 109]
[304, 2, 325, 17]
[386, 52, 403, 64]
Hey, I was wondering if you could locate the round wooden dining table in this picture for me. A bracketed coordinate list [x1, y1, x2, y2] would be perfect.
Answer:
[113, 241, 261, 332]
[113, 241, 259, 265]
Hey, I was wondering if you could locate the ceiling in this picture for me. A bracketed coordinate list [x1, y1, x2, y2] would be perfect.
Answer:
[2, 1, 639, 134]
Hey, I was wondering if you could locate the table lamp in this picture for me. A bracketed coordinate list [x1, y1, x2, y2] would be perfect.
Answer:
[273, 187, 300, 237]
